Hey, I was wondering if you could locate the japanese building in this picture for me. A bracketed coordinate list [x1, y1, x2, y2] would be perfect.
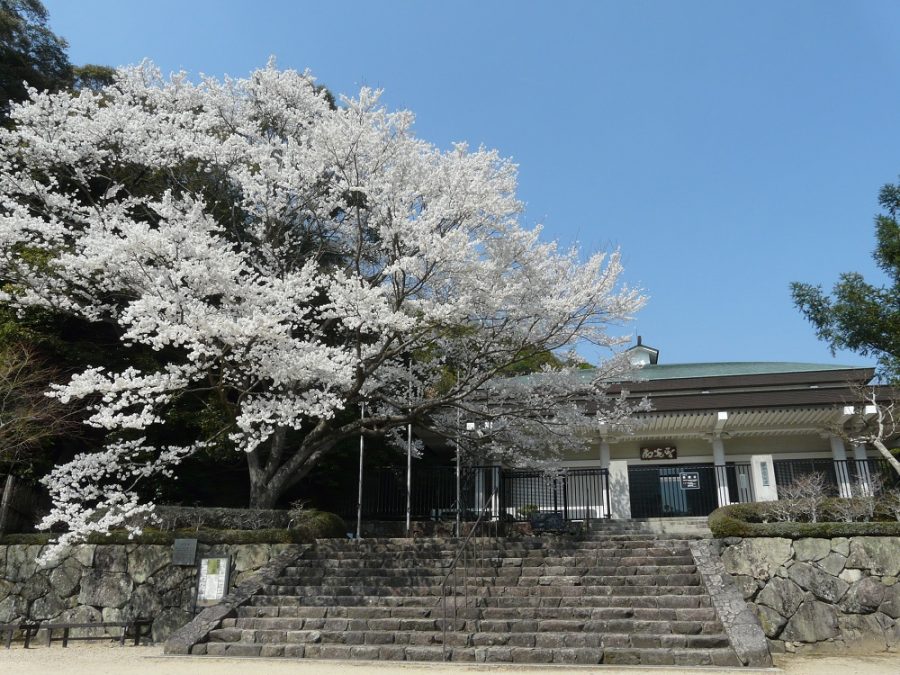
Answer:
[557, 338, 887, 519]
[345, 339, 893, 525]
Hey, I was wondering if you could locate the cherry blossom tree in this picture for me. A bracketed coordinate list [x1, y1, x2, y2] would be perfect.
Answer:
[0, 62, 646, 553]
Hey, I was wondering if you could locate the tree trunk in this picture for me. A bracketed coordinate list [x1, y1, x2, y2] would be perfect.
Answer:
[873, 439, 900, 478]
[0, 473, 15, 536]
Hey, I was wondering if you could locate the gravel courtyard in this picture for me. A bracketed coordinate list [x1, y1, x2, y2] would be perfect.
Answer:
[1, 645, 899, 675]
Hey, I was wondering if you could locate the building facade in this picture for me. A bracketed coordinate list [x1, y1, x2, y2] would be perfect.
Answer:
[555, 339, 887, 519]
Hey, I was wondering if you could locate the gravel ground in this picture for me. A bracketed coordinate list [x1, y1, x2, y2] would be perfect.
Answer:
[0, 645, 898, 675]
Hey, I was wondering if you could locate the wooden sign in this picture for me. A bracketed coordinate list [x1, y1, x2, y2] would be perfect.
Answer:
[640, 446, 677, 460]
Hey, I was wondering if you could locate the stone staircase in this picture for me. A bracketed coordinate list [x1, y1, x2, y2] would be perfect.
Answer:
[196, 533, 743, 666]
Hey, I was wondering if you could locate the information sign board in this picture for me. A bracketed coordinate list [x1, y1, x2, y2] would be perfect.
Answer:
[196, 556, 231, 607]
[680, 471, 701, 490]
[172, 538, 198, 566]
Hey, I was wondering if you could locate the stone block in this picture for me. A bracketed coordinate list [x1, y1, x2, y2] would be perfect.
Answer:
[128, 546, 171, 584]
[787, 562, 849, 603]
[840, 577, 887, 614]
[781, 600, 838, 642]
[233, 544, 271, 572]
[831, 538, 850, 556]
[94, 546, 127, 573]
[839, 568, 863, 584]
[755, 577, 806, 617]
[78, 571, 132, 608]
[845, 537, 900, 576]
[721, 538, 792, 580]
[49, 557, 83, 598]
[879, 583, 900, 619]
[817, 551, 847, 577]
[752, 604, 787, 638]
[795, 538, 831, 562]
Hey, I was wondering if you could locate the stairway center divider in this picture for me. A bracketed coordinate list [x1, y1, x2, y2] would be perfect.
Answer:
[439, 484, 501, 661]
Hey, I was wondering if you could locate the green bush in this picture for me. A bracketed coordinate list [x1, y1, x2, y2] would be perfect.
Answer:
[709, 502, 900, 538]
[0, 509, 346, 546]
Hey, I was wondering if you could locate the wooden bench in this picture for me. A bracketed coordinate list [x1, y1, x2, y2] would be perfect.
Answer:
[2, 619, 152, 648]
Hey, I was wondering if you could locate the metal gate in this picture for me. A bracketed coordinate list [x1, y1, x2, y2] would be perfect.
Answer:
[500, 468, 610, 521]
[626, 463, 754, 518]
[331, 465, 610, 522]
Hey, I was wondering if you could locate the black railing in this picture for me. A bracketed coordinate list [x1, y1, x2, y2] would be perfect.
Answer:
[335, 464, 610, 523]
[439, 485, 500, 661]
[627, 463, 754, 519]
[499, 468, 610, 521]
[775, 458, 899, 496]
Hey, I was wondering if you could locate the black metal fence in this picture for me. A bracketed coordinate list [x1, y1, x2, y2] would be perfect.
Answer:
[627, 463, 755, 518]
[334, 464, 610, 523]
[500, 468, 610, 521]
[774, 458, 899, 496]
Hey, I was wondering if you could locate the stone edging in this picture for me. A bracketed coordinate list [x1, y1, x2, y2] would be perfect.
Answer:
[689, 539, 773, 668]
[164, 545, 310, 655]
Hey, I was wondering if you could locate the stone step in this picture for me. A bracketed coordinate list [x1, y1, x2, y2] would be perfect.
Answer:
[311, 545, 693, 556]
[310, 543, 692, 554]
[206, 627, 731, 650]
[261, 583, 708, 597]
[281, 563, 699, 576]
[301, 554, 696, 565]
[249, 593, 713, 609]
[269, 573, 703, 588]
[197, 642, 741, 666]
[192, 534, 737, 668]
[316, 535, 686, 545]
[234, 604, 719, 622]
[218, 616, 724, 637]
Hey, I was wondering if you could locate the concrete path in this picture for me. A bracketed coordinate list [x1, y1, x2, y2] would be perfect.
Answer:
[0, 645, 898, 674]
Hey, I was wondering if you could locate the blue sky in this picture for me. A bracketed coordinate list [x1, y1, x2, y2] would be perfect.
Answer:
[44, 0, 900, 368]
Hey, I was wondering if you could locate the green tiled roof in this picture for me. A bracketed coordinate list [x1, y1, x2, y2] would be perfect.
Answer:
[586, 361, 866, 382]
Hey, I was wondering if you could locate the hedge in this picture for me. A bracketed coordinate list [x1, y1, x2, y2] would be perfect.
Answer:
[709, 502, 900, 538]
[0, 509, 346, 546]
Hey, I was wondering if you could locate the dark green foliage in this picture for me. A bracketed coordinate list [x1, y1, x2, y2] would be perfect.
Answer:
[0, 0, 72, 115]
[72, 63, 115, 91]
[709, 501, 900, 538]
[0, 509, 346, 545]
[791, 178, 900, 383]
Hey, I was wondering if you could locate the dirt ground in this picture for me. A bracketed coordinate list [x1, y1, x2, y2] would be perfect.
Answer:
[0, 645, 898, 675]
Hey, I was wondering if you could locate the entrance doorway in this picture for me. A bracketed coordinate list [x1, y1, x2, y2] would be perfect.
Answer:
[627, 463, 719, 518]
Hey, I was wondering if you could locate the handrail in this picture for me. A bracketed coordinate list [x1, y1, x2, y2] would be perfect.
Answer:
[439, 484, 501, 661]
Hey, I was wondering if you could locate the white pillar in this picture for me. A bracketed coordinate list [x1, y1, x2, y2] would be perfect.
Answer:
[829, 435, 853, 498]
[712, 437, 731, 507]
[599, 440, 611, 518]
[750, 454, 778, 501]
[854, 443, 873, 496]
[607, 460, 631, 520]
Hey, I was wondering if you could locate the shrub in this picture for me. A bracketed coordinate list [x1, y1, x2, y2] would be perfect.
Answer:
[709, 501, 900, 538]
[0, 509, 346, 545]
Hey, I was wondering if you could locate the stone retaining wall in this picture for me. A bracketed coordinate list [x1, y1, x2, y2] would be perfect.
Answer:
[716, 536, 900, 655]
[0, 542, 299, 642]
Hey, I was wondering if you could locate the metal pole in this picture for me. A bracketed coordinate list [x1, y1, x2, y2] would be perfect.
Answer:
[456, 406, 461, 538]
[356, 401, 365, 540]
[406, 360, 413, 536]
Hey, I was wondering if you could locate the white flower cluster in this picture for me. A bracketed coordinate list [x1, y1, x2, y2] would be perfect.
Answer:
[0, 62, 646, 557]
